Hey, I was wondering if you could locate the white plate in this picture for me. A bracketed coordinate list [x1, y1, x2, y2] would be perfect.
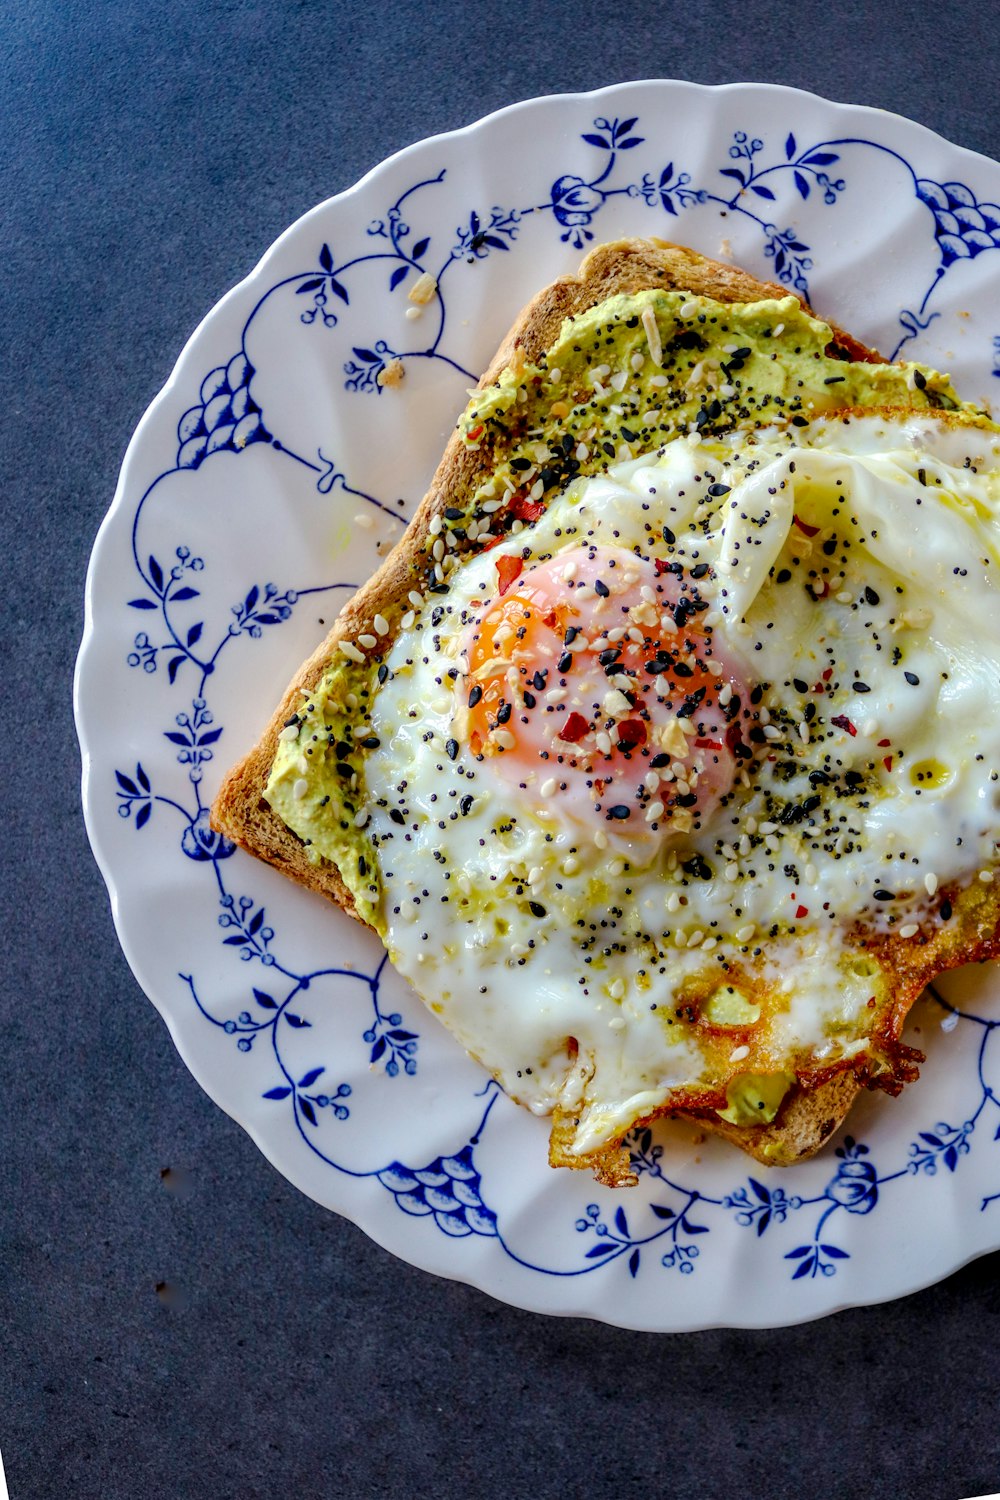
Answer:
[76, 81, 1000, 1330]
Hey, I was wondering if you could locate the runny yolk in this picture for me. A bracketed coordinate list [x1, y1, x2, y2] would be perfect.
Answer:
[461, 544, 750, 834]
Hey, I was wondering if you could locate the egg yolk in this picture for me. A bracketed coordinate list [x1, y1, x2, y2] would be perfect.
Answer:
[459, 544, 750, 834]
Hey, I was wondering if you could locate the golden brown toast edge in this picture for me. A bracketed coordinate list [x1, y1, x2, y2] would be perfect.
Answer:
[211, 236, 895, 1177]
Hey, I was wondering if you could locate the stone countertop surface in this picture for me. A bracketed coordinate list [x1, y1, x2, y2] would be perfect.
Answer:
[4, 3, 1000, 1496]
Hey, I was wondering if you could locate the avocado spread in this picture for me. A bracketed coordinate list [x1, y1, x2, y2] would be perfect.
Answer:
[265, 286, 970, 939]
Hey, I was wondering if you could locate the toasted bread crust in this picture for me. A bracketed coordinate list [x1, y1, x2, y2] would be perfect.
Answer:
[211, 238, 949, 1178]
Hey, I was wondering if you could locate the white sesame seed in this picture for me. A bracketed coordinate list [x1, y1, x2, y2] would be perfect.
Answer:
[493, 729, 516, 750]
[527, 866, 543, 886]
[549, 366, 562, 383]
[353, 808, 369, 828]
[924, 872, 939, 895]
[805, 863, 818, 885]
[278, 725, 299, 742]
[338, 640, 366, 663]
[899, 923, 919, 938]
[354, 511, 375, 530]
[762, 724, 782, 741]
[724, 863, 739, 882]
[729, 1044, 750, 1062]
[680, 300, 699, 318]
[296, 755, 308, 775]
[344, 692, 358, 711]
[594, 830, 608, 850]
[357, 633, 377, 650]
[561, 560, 577, 581]
[405, 305, 422, 321]
[644, 772, 660, 793]
[772, 322, 784, 337]
[982, 869, 995, 883]
[575, 442, 589, 461]
[798, 722, 810, 744]
[687, 930, 705, 949]
[645, 801, 664, 822]
[561, 856, 579, 876]
[667, 892, 681, 914]
[401, 610, 415, 630]
[540, 777, 557, 798]
[648, 374, 668, 388]
[630, 352, 645, 372]
[431, 537, 445, 561]
[546, 687, 567, 704]
[609, 978, 625, 1000]
[736, 924, 755, 944]
[641, 305, 663, 366]
[595, 731, 613, 754]
[433, 562, 444, 583]
[836, 590, 853, 604]
[941, 1011, 959, 1032]
[293, 777, 309, 800]
[702, 937, 718, 952]
[428, 513, 443, 536]
[373, 613, 390, 636]
[408, 590, 423, 609]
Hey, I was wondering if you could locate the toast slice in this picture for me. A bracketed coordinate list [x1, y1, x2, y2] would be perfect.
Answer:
[212, 238, 962, 1183]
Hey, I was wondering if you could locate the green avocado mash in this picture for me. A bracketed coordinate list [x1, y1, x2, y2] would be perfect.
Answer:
[265, 285, 975, 933]
[717, 1071, 795, 1126]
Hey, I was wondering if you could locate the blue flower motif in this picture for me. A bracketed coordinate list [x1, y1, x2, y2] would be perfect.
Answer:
[917, 179, 1000, 266]
[549, 176, 605, 244]
[826, 1138, 878, 1214]
[181, 807, 235, 862]
[378, 1144, 498, 1238]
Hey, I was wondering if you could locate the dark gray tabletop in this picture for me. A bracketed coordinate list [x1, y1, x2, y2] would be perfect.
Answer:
[6, 3, 1000, 1497]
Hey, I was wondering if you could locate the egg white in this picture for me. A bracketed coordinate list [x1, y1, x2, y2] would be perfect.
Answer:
[363, 413, 1000, 1155]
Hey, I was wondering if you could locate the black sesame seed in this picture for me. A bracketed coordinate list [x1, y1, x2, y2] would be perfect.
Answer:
[607, 805, 631, 820]
[864, 586, 880, 606]
[460, 795, 474, 815]
[662, 526, 676, 545]
[941, 899, 952, 920]
[496, 703, 512, 724]
[851, 681, 871, 694]
[468, 684, 483, 708]
[557, 652, 573, 674]
[446, 739, 459, 761]
[707, 482, 731, 497]
[873, 889, 894, 901]
[529, 901, 547, 918]
[904, 671, 920, 686]
[594, 579, 610, 598]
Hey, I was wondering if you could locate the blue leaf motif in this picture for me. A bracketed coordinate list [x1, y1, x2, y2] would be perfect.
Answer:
[785, 131, 796, 160]
[285, 1014, 310, 1029]
[171, 586, 200, 601]
[803, 151, 839, 166]
[650, 1204, 674, 1220]
[297, 277, 323, 294]
[263, 1086, 292, 1100]
[137, 764, 150, 791]
[299, 1098, 317, 1126]
[135, 802, 151, 830]
[319, 243, 333, 272]
[582, 132, 610, 149]
[749, 1177, 770, 1203]
[186, 622, 203, 646]
[820, 1244, 850, 1260]
[628, 1248, 640, 1278]
[412, 236, 430, 259]
[792, 1257, 815, 1280]
[614, 1205, 629, 1236]
[389, 266, 408, 291]
[329, 277, 349, 304]
[750, 184, 776, 200]
[298, 1067, 324, 1088]
[248, 907, 265, 936]
[167, 656, 184, 684]
[198, 727, 224, 746]
[618, 136, 644, 150]
[253, 988, 276, 1009]
[785, 1245, 811, 1259]
[585, 1243, 616, 1258]
[116, 771, 139, 795]
[794, 171, 810, 200]
[128, 597, 157, 610]
[149, 555, 164, 591]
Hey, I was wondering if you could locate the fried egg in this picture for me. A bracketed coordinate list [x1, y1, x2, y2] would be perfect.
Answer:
[360, 411, 1000, 1162]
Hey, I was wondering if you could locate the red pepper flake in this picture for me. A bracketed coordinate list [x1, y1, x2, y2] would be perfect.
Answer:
[654, 557, 672, 576]
[466, 423, 484, 441]
[617, 719, 647, 749]
[795, 904, 809, 919]
[495, 555, 523, 596]
[694, 737, 723, 750]
[793, 514, 820, 537]
[883, 756, 893, 772]
[831, 714, 857, 737]
[558, 711, 589, 743]
[809, 579, 830, 600]
[508, 494, 545, 523]
[822, 668, 833, 681]
[878, 738, 891, 748]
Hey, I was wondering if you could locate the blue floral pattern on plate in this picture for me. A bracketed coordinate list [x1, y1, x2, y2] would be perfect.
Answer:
[78, 83, 1000, 1330]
